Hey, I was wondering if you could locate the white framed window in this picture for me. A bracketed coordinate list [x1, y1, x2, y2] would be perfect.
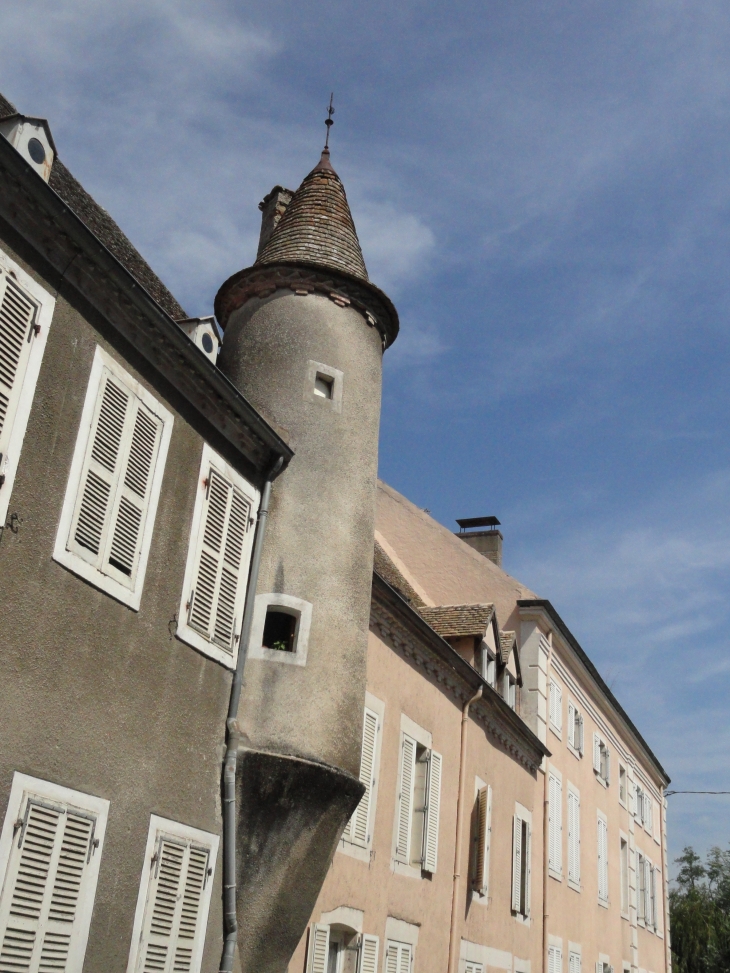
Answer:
[548, 771, 563, 877]
[247, 592, 313, 668]
[177, 442, 260, 668]
[53, 346, 173, 610]
[126, 815, 219, 973]
[567, 702, 584, 756]
[511, 805, 532, 919]
[597, 813, 609, 906]
[0, 252, 56, 526]
[548, 946, 562, 973]
[472, 783, 493, 897]
[394, 730, 442, 874]
[384, 941, 412, 973]
[503, 671, 516, 709]
[307, 924, 375, 973]
[306, 360, 344, 414]
[568, 951, 581, 973]
[342, 706, 381, 852]
[592, 734, 610, 786]
[618, 765, 627, 807]
[549, 681, 562, 736]
[620, 836, 629, 917]
[567, 785, 580, 890]
[0, 772, 109, 973]
[484, 648, 496, 688]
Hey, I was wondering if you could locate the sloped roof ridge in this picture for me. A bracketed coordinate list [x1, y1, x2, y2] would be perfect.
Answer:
[256, 149, 368, 281]
[0, 90, 186, 320]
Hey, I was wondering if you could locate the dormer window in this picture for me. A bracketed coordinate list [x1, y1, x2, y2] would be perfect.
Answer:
[0, 114, 56, 182]
[502, 671, 516, 709]
[485, 649, 496, 687]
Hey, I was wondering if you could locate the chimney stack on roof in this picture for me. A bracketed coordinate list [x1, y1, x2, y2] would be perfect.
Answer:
[257, 186, 294, 260]
[455, 516, 503, 568]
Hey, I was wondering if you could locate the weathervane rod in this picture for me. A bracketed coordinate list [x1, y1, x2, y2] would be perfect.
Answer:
[324, 93, 335, 149]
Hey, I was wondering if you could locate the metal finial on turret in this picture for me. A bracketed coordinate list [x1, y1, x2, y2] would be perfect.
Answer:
[324, 93, 334, 149]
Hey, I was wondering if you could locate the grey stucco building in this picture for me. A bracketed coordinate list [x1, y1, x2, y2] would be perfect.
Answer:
[0, 89, 394, 973]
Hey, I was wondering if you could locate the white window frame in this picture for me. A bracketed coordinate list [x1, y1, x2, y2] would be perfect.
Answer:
[126, 815, 219, 973]
[567, 784, 581, 892]
[472, 777, 493, 901]
[0, 772, 109, 973]
[618, 765, 627, 807]
[511, 802, 532, 922]
[177, 442, 260, 668]
[620, 833, 629, 919]
[384, 940, 412, 973]
[549, 680, 563, 737]
[53, 346, 173, 611]
[567, 701, 584, 757]
[247, 591, 312, 668]
[597, 812, 609, 907]
[0, 250, 56, 526]
[593, 733, 610, 787]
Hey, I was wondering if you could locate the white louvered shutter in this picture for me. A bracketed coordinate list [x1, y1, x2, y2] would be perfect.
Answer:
[548, 774, 562, 874]
[307, 924, 330, 973]
[68, 370, 164, 588]
[474, 785, 492, 895]
[577, 714, 584, 754]
[0, 273, 38, 475]
[359, 935, 379, 973]
[422, 750, 442, 873]
[595, 964, 603, 973]
[646, 860, 654, 929]
[464, 963, 483, 973]
[188, 467, 252, 655]
[511, 815, 522, 912]
[569, 953, 581, 973]
[593, 734, 601, 774]
[136, 837, 211, 973]
[654, 868, 663, 934]
[0, 799, 99, 973]
[597, 818, 608, 904]
[637, 854, 645, 922]
[567, 703, 575, 748]
[548, 946, 562, 973]
[644, 795, 652, 834]
[345, 707, 379, 848]
[604, 747, 611, 784]
[395, 735, 416, 864]
[568, 789, 580, 885]
[524, 821, 532, 916]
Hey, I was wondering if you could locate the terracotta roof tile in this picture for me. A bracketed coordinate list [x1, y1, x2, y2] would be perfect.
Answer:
[256, 148, 368, 281]
[417, 604, 495, 639]
[499, 630, 517, 664]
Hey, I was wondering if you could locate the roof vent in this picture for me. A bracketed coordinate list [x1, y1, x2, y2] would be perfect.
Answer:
[0, 114, 56, 182]
[455, 516, 503, 568]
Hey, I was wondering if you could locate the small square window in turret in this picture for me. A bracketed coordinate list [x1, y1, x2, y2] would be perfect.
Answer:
[314, 373, 334, 399]
[262, 608, 297, 652]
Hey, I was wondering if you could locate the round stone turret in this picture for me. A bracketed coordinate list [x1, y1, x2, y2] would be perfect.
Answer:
[215, 147, 398, 973]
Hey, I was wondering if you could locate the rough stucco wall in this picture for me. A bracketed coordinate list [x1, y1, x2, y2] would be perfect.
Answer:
[219, 290, 383, 777]
[0, 228, 231, 972]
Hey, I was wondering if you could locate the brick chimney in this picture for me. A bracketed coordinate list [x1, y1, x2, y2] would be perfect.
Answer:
[256, 186, 294, 259]
[455, 516, 503, 567]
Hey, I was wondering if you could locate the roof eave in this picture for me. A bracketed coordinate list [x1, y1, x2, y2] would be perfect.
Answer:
[373, 572, 550, 767]
[0, 135, 292, 483]
[517, 599, 670, 786]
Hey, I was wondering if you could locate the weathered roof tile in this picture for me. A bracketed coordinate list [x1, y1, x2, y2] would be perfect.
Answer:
[417, 604, 495, 639]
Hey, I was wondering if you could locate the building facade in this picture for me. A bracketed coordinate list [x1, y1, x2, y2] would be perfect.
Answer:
[0, 87, 669, 973]
[291, 484, 670, 973]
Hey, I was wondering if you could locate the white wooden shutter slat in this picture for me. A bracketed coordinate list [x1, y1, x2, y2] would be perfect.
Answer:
[511, 815, 521, 912]
[474, 785, 492, 895]
[173, 846, 209, 972]
[422, 750, 442, 873]
[0, 799, 97, 973]
[350, 709, 379, 847]
[359, 935, 379, 973]
[0, 275, 37, 450]
[549, 775, 562, 873]
[567, 703, 575, 748]
[189, 469, 251, 653]
[593, 734, 601, 774]
[398, 944, 411, 973]
[524, 821, 532, 917]
[386, 944, 399, 973]
[396, 735, 416, 863]
[307, 925, 330, 973]
[464, 963, 483, 973]
[569, 953, 581, 973]
[568, 790, 580, 885]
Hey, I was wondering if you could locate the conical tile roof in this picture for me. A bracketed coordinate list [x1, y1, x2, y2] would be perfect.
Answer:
[256, 148, 368, 281]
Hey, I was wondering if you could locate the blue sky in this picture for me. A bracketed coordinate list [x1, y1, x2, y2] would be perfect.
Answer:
[2, 0, 729, 866]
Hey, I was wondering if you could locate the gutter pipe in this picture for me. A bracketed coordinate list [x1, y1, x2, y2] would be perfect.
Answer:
[542, 631, 553, 973]
[447, 685, 483, 973]
[219, 456, 284, 973]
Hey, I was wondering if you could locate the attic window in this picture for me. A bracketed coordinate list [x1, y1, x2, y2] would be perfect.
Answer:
[263, 608, 297, 652]
[314, 373, 334, 399]
[27, 138, 46, 164]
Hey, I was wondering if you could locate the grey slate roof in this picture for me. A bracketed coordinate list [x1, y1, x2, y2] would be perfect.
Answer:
[417, 603, 495, 639]
[0, 91, 186, 320]
[256, 148, 368, 281]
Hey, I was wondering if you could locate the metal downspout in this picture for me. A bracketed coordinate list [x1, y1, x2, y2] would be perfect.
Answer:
[219, 457, 283, 973]
[447, 685, 483, 973]
[543, 631, 553, 973]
